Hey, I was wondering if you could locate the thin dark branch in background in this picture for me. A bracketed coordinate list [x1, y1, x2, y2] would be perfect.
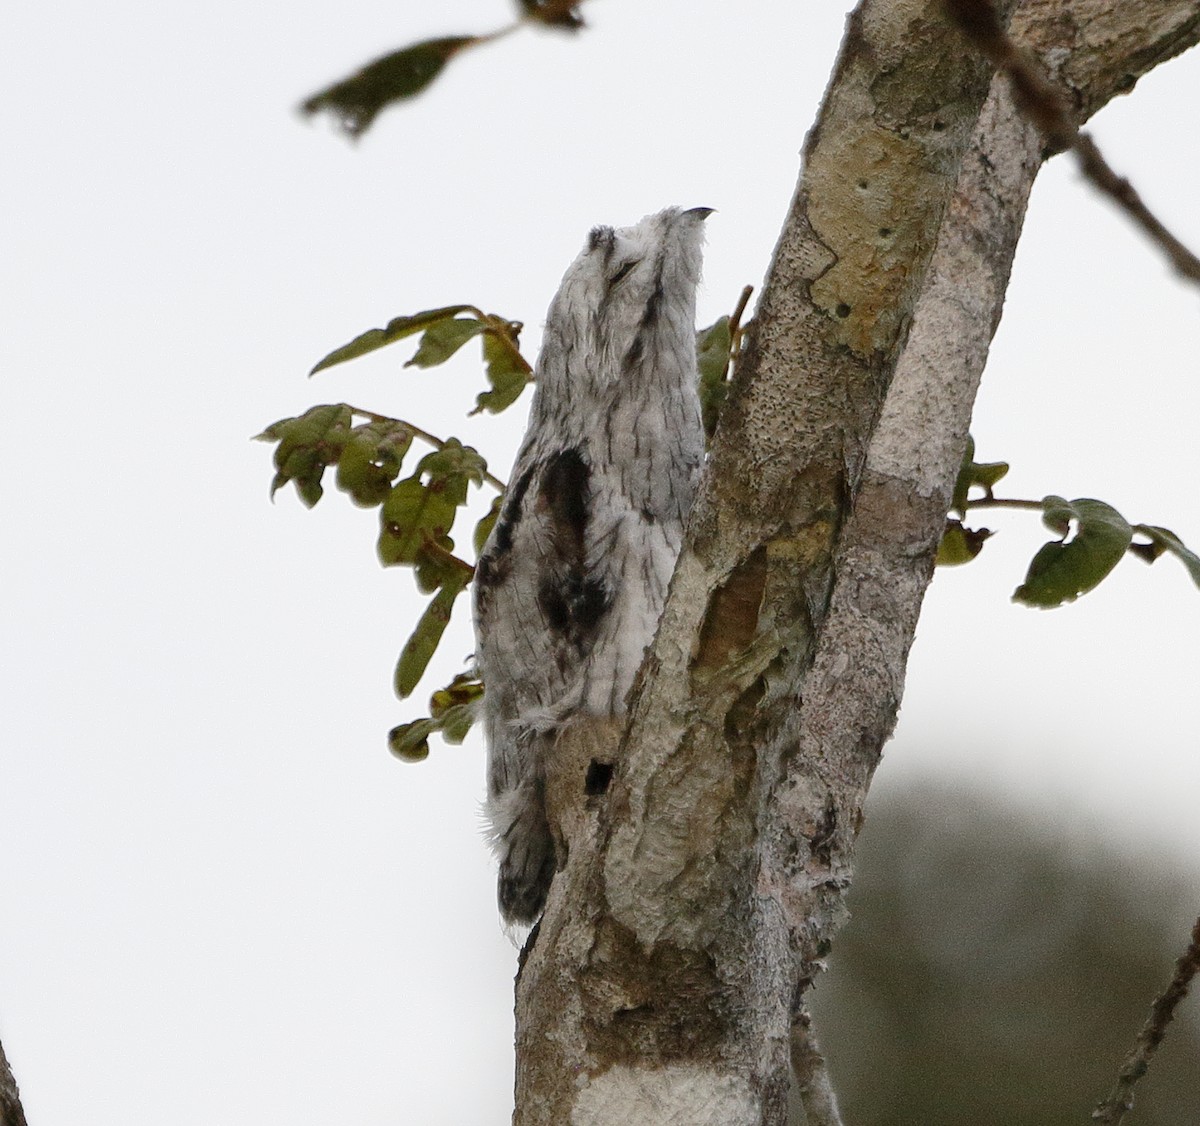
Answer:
[790, 1004, 844, 1126]
[1093, 914, 1200, 1123]
[945, 0, 1200, 287]
[0, 1035, 29, 1126]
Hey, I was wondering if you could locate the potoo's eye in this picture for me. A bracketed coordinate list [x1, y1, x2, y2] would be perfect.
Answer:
[609, 260, 639, 285]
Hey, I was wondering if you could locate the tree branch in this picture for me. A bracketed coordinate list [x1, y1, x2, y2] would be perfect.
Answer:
[790, 1004, 844, 1126]
[947, 0, 1200, 286]
[511, 1, 1200, 1121]
[1092, 914, 1200, 1124]
[0, 1035, 28, 1126]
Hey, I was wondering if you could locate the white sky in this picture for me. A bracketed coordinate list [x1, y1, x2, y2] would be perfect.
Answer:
[2, 2, 1198, 1123]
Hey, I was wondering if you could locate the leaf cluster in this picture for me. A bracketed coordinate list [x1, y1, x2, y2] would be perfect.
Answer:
[257, 404, 492, 714]
[310, 305, 532, 416]
[940, 437, 1200, 608]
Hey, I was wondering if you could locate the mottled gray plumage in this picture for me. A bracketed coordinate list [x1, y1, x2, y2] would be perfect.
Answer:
[473, 206, 709, 923]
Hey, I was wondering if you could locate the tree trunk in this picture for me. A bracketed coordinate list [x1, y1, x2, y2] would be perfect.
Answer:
[0, 1035, 28, 1126]
[513, 2, 1200, 1122]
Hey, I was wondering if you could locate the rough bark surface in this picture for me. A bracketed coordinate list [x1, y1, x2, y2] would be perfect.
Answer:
[512, 2, 1200, 1123]
[0, 1035, 28, 1126]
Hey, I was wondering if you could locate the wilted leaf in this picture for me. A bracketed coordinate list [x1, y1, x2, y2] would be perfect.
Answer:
[310, 306, 474, 375]
[517, 0, 585, 29]
[394, 574, 470, 698]
[301, 37, 478, 139]
[1013, 497, 1132, 608]
[696, 316, 732, 440]
[1130, 524, 1200, 589]
[936, 520, 993, 566]
[429, 673, 484, 745]
[388, 718, 435, 762]
[473, 329, 532, 415]
[387, 673, 484, 760]
[405, 317, 486, 368]
[430, 672, 485, 717]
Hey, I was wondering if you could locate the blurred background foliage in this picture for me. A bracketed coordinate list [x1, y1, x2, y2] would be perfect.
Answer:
[801, 785, 1199, 1125]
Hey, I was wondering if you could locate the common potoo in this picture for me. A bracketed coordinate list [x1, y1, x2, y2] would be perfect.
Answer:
[473, 206, 709, 923]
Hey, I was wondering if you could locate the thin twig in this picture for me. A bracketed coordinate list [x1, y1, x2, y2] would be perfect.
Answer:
[966, 496, 1045, 512]
[1092, 914, 1200, 1123]
[945, 0, 1200, 288]
[344, 404, 507, 492]
[728, 284, 754, 345]
[791, 1003, 844, 1126]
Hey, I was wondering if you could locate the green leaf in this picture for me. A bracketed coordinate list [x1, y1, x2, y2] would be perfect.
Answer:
[416, 439, 488, 497]
[388, 718, 435, 762]
[430, 672, 485, 717]
[1130, 524, 1200, 589]
[414, 535, 460, 594]
[301, 37, 478, 139]
[430, 672, 485, 744]
[263, 403, 352, 505]
[377, 476, 460, 566]
[394, 575, 469, 698]
[309, 306, 474, 375]
[405, 317, 486, 369]
[696, 316, 732, 440]
[950, 435, 1010, 516]
[936, 520, 992, 566]
[387, 672, 484, 759]
[474, 495, 503, 555]
[1013, 497, 1133, 608]
[473, 329, 532, 415]
[334, 420, 414, 508]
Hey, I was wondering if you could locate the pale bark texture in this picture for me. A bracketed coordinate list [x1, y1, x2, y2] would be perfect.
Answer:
[513, 2, 1200, 1123]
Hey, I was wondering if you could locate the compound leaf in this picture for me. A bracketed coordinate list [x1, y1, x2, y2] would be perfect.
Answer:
[310, 306, 474, 375]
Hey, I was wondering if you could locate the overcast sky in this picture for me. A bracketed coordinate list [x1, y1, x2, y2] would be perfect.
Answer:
[3, 2, 1199, 1123]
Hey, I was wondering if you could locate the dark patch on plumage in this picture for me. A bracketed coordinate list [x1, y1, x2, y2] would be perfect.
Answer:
[492, 464, 535, 558]
[536, 572, 611, 649]
[531, 449, 612, 647]
[541, 448, 590, 559]
[537, 575, 572, 635]
[622, 275, 666, 371]
[642, 277, 665, 323]
[573, 576, 609, 631]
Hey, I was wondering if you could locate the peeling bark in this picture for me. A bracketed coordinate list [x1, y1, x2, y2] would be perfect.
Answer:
[512, 2, 1200, 1122]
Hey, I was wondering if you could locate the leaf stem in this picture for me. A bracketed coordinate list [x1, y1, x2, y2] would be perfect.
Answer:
[344, 404, 507, 492]
[422, 535, 476, 580]
[965, 496, 1045, 512]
